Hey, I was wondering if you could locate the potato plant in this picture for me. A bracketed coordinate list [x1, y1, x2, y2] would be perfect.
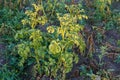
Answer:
[15, 2, 87, 79]
[94, 0, 112, 21]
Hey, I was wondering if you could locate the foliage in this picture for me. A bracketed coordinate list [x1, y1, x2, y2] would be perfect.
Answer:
[117, 40, 120, 47]
[115, 40, 120, 63]
[0, 7, 25, 42]
[114, 54, 120, 63]
[0, 64, 19, 80]
[94, 0, 112, 21]
[0, 0, 41, 9]
[0, 0, 120, 80]
[14, 2, 87, 79]
[0, 7, 26, 80]
[105, 10, 120, 30]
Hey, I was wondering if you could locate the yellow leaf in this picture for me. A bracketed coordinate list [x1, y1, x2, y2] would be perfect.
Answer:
[49, 40, 61, 54]
[47, 26, 55, 33]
